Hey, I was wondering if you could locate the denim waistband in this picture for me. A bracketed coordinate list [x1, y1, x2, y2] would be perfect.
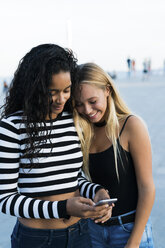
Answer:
[14, 219, 87, 237]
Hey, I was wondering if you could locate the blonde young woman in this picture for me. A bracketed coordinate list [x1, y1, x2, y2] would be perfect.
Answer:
[72, 63, 155, 248]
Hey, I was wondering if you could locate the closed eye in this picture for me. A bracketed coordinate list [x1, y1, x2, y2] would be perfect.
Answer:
[64, 89, 71, 93]
[90, 101, 96, 104]
[75, 102, 83, 107]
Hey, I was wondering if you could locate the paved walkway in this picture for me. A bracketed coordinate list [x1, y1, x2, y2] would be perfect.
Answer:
[0, 76, 165, 247]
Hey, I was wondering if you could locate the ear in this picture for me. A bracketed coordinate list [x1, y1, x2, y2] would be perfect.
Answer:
[105, 85, 111, 96]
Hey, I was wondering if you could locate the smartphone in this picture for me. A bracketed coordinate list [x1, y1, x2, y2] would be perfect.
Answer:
[95, 198, 118, 206]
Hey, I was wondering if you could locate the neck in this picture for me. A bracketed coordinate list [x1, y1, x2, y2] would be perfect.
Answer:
[94, 120, 106, 127]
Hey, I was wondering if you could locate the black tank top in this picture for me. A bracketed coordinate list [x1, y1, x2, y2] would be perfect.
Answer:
[89, 116, 138, 217]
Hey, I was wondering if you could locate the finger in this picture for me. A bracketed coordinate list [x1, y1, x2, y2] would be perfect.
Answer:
[94, 212, 111, 223]
[94, 204, 109, 210]
[79, 197, 95, 206]
[96, 206, 112, 216]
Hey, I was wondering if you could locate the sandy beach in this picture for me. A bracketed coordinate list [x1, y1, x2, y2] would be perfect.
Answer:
[0, 73, 165, 248]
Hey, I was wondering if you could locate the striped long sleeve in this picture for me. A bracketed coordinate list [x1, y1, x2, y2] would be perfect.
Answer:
[0, 119, 68, 219]
[78, 170, 103, 200]
[0, 112, 103, 219]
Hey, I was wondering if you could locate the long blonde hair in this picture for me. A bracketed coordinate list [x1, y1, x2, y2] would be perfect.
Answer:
[72, 63, 132, 180]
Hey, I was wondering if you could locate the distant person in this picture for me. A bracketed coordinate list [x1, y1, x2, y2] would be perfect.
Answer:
[127, 57, 131, 78]
[142, 59, 148, 80]
[72, 63, 155, 248]
[147, 59, 151, 75]
[3, 80, 8, 93]
[132, 59, 136, 70]
[0, 44, 112, 248]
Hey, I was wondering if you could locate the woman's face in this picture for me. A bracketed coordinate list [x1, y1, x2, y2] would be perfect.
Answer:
[48, 71, 71, 119]
[75, 83, 109, 123]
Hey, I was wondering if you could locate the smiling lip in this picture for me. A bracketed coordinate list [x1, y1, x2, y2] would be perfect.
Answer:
[53, 105, 64, 110]
[87, 112, 98, 119]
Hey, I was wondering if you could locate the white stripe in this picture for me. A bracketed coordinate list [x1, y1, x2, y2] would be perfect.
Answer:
[0, 140, 19, 148]
[79, 181, 89, 196]
[5, 194, 16, 215]
[20, 135, 79, 149]
[19, 162, 82, 174]
[0, 126, 18, 140]
[0, 173, 18, 180]
[33, 200, 40, 218]
[21, 181, 78, 193]
[92, 185, 98, 200]
[6, 113, 22, 122]
[0, 151, 19, 158]
[0, 192, 14, 200]
[41, 135, 79, 144]
[78, 178, 87, 186]
[14, 195, 26, 217]
[0, 183, 17, 190]
[46, 126, 76, 134]
[85, 183, 94, 198]
[42, 201, 50, 219]
[52, 201, 59, 218]
[0, 163, 19, 169]
[23, 198, 32, 218]
[38, 143, 79, 153]
[19, 171, 78, 183]
[21, 151, 82, 164]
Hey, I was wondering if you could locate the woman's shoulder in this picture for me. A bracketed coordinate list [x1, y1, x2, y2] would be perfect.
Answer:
[123, 115, 149, 140]
[1, 110, 23, 124]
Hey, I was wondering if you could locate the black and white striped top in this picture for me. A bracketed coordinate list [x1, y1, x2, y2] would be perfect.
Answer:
[0, 111, 102, 219]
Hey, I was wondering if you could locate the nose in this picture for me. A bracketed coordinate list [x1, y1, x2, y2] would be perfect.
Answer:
[55, 93, 65, 104]
[84, 104, 92, 115]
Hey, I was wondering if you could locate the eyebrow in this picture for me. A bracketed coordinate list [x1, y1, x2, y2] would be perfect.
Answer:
[75, 97, 97, 103]
[49, 84, 71, 92]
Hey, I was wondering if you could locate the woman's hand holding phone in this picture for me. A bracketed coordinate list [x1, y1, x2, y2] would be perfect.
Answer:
[93, 189, 116, 223]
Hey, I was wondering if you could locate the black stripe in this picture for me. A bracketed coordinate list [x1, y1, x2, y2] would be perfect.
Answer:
[0, 134, 20, 144]
[11, 113, 72, 125]
[20, 156, 83, 168]
[0, 157, 19, 163]
[28, 199, 35, 218]
[0, 146, 20, 153]
[57, 200, 68, 218]
[81, 182, 91, 197]
[19, 168, 79, 178]
[22, 185, 79, 197]
[19, 123, 74, 134]
[0, 178, 18, 184]
[18, 176, 78, 188]
[6, 111, 23, 118]
[10, 194, 19, 216]
[21, 140, 80, 151]
[0, 121, 19, 135]
[38, 201, 44, 218]
[20, 131, 77, 144]
[0, 168, 19, 174]
[23, 147, 81, 158]
[1, 198, 8, 214]
[48, 202, 54, 218]
[89, 186, 93, 199]
[0, 188, 17, 194]
[18, 196, 27, 218]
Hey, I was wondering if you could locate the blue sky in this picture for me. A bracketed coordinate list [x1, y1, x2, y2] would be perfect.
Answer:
[0, 0, 165, 77]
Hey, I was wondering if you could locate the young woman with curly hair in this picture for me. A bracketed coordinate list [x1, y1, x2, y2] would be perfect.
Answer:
[72, 63, 155, 248]
[0, 45, 111, 248]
